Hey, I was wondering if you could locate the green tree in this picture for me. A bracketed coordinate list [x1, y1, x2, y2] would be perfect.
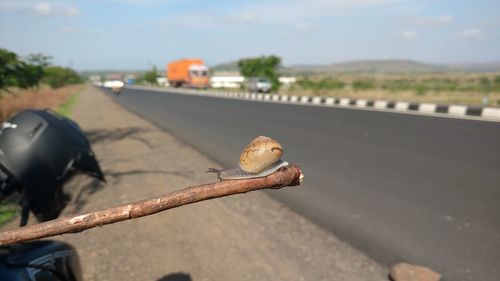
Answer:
[22, 53, 52, 89]
[26, 53, 51, 67]
[15, 62, 41, 89]
[0, 48, 22, 91]
[1, 48, 81, 91]
[43, 66, 82, 89]
[237, 55, 281, 91]
[0, 49, 52, 91]
[142, 65, 158, 85]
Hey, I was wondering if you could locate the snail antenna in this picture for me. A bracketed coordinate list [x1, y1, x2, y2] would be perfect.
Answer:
[206, 168, 223, 181]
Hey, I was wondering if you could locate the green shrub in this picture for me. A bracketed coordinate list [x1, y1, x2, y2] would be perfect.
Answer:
[57, 93, 79, 117]
[479, 76, 491, 93]
[414, 84, 427, 95]
[494, 75, 500, 85]
[142, 65, 158, 85]
[297, 77, 345, 90]
[352, 79, 374, 90]
[0, 203, 19, 226]
[421, 78, 458, 92]
[43, 66, 82, 89]
[382, 79, 413, 91]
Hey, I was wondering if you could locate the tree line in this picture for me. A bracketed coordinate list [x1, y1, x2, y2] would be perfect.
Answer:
[0, 48, 82, 92]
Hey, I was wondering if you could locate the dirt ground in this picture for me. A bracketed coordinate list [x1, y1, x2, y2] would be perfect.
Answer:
[2, 86, 388, 281]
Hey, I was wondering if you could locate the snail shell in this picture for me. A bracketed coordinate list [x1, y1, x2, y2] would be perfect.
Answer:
[239, 135, 283, 173]
[207, 136, 289, 180]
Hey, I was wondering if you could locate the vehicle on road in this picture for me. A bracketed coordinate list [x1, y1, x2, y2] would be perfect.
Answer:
[246, 77, 272, 93]
[103, 80, 124, 94]
[167, 59, 209, 89]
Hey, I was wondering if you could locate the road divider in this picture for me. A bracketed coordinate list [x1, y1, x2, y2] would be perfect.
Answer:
[125, 85, 500, 122]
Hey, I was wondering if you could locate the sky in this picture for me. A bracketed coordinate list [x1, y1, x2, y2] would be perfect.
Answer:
[0, 0, 499, 70]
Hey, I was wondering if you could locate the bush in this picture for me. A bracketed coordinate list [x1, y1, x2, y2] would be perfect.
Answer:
[1, 48, 80, 91]
[413, 84, 427, 95]
[297, 77, 345, 90]
[493, 76, 500, 92]
[141, 66, 158, 85]
[382, 79, 413, 91]
[352, 79, 374, 90]
[479, 76, 491, 93]
[421, 78, 458, 92]
[15, 62, 44, 89]
[0, 48, 26, 91]
[43, 66, 82, 89]
[0, 49, 51, 92]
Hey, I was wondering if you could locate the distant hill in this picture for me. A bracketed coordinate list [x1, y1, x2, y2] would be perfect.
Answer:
[96, 60, 498, 77]
[284, 60, 450, 74]
[210, 61, 239, 73]
[446, 62, 500, 72]
[211, 60, 454, 75]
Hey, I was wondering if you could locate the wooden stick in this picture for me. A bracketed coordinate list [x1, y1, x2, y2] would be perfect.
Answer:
[0, 164, 303, 245]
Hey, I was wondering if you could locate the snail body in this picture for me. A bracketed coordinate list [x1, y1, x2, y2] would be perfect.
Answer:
[207, 136, 289, 180]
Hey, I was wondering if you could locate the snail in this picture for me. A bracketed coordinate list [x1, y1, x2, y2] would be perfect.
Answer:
[207, 136, 289, 180]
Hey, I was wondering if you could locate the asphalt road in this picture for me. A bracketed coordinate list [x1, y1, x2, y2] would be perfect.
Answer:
[106, 87, 500, 281]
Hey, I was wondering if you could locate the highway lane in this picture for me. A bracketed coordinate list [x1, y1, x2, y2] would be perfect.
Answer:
[105, 87, 500, 281]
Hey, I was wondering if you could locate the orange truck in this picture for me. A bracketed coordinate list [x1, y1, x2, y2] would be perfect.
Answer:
[167, 59, 209, 88]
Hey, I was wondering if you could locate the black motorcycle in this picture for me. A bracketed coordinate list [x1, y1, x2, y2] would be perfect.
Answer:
[0, 109, 105, 281]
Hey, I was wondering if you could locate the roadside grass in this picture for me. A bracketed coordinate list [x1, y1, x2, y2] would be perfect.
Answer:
[282, 88, 500, 106]
[57, 91, 80, 117]
[0, 84, 85, 122]
[0, 203, 20, 226]
[0, 84, 83, 226]
[282, 73, 500, 107]
[149, 72, 500, 106]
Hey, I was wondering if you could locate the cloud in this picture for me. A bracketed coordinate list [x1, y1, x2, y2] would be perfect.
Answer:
[12, 2, 82, 17]
[296, 23, 315, 32]
[244, 0, 405, 23]
[156, 11, 258, 30]
[213, 13, 257, 24]
[483, 18, 500, 26]
[412, 14, 453, 26]
[156, 0, 405, 30]
[107, 0, 177, 5]
[33, 3, 53, 15]
[458, 28, 485, 39]
[0, 2, 32, 11]
[60, 25, 78, 33]
[401, 30, 417, 39]
[65, 7, 81, 17]
[239, 13, 255, 22]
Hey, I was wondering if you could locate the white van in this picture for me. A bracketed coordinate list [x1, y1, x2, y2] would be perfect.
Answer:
[246, 77, 272, 93]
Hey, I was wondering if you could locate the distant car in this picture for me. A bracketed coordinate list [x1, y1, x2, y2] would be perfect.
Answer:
[103, 80, 124, 94]
[246, 77, 272, 93]
[103, 80, 124, 89]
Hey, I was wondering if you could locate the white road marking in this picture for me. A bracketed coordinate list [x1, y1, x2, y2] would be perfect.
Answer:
[419, 103, 437, 113]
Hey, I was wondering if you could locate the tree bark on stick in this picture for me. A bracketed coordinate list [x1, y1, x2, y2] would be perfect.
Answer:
[0, 164, 303, 246]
